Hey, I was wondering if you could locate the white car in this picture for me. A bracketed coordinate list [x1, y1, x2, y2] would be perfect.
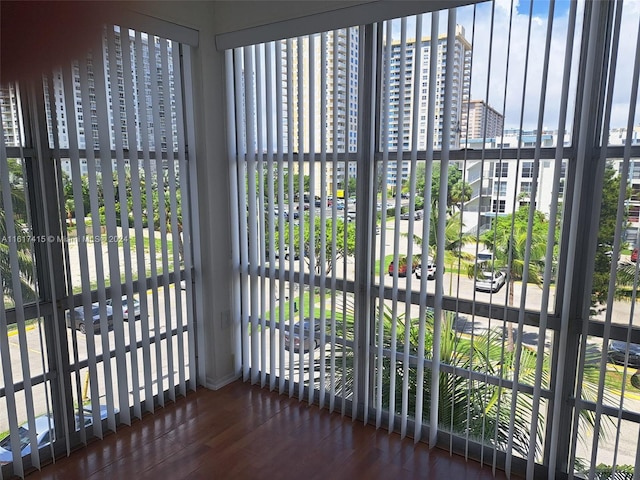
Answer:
[415, 256, 436, 280]
[474, 270, 506, 293]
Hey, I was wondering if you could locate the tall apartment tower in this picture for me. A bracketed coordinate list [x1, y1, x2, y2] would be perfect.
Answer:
[381, 24, 472, 187]
[0, 84, 21, 146]
[283, 29, 359, 193]
[461, 100, 504, 140]
[42, 28, 176, 178]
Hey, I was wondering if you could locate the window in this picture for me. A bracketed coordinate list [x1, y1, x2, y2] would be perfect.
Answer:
[495, 162, 508, 177]
[494, 180, 507, 196]
[1, 22, 198, 473]
[492, 199, 506, 213]
[227, 2, 640, 479]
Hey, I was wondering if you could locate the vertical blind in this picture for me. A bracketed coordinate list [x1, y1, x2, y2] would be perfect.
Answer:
[228, 1, 640, 479]
[0, 23, 197, 478]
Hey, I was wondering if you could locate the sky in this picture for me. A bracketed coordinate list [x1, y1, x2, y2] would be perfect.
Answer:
[388, 0, 640, 132]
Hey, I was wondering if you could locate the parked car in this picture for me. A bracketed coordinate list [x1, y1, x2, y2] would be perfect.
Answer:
[474, 270, 506, 293]
[388, 256, 418, 277]
[106, 295, 141, 320]
[400, 210, 423, 220]
[66, 303, 114, 334]
[0, 415, 54, 465]
[415, 256, 436, 280]
[75, 404, 117, 429]
[284, 318, 322, 352]
[608, 340, 640, 367]
[0, 405, 115, 465]
[632, 248, 638, 262]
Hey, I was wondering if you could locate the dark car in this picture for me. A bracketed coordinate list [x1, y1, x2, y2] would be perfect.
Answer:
[609, 340, 640, 367]
[106, 295, 140, 320]
[284, 318, 322, 352]
[388, 256, 418, 277]
[66, 303, 114, 334]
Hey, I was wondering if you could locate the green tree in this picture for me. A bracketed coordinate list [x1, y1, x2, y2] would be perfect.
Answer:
[592, 163, 628, 310]
[479, 206, 550, 350]
[275, 215, 355, 275]
[347, 176, 357, 196]
[378, 306, 545, 458]
[372, 304, 607, 461]
[61, 172, 92, 219]
[415, 163, 471, 213]
[1, 160, 36, 303]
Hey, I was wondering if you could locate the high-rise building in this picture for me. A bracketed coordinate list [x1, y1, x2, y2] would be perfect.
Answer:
[460, 99, 504, 141]
[283, 29, 359, 193]
[381, 24, 472, 187]
[0, 84, 21, 146]
[39, 28, 176, 178]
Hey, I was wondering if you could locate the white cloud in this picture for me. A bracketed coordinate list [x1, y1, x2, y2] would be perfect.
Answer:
[387, 0, 638, 132]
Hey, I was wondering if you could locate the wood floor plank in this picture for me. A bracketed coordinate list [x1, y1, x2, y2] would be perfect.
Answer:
[22, 381, 517, 480]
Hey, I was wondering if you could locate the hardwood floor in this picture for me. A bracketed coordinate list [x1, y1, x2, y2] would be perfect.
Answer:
[25, 381, 515, 479]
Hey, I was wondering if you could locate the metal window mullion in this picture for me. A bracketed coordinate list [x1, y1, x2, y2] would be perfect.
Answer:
[94, 28, 128, 428]
[243, 45, 260, 386]
[354, 22, 377, 424]
[531, 1, 579, 477]
[376, 20, 393, 430]
[168, 39, 187, 398]
[119, 28, 144, 419]
[548, 2, 607, 477]
[134, 31, 156, 412]
[255, 43, 267, 389]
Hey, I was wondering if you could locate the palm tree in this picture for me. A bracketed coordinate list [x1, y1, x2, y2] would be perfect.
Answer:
[1, 175, 37, 304]
[378, 305, 545, 457]
[479, 207, 548, 350]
